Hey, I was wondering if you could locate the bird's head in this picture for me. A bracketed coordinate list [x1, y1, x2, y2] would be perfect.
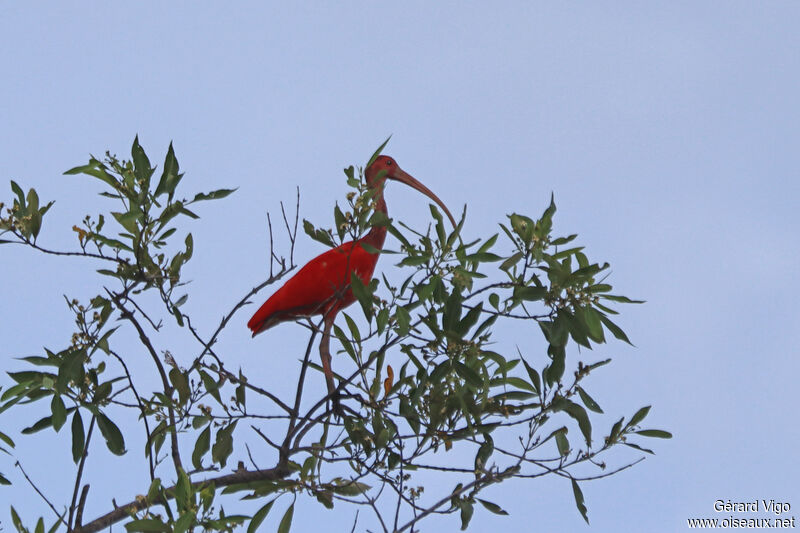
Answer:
[365, 155, 456, 227]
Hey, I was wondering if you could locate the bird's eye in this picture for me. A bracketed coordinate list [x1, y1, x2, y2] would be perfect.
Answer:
[386, 160, 393, 165]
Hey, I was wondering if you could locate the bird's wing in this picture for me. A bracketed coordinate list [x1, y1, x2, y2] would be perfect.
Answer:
[248, 241, 377, 335]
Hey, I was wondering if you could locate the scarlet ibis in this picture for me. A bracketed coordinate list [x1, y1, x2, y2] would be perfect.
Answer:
[248, 155, 455, 405]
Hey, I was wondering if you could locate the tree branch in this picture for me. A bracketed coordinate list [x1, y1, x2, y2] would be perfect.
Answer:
[73, 465, 292, 533]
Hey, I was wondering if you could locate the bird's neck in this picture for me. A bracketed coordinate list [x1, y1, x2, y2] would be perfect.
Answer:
[360, 188, 388, 250]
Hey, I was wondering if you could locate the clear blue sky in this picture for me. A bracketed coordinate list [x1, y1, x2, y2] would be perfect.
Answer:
[2, 3, 799, 532]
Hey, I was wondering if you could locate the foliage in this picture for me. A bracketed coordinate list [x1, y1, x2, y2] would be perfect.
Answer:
[0, 138, 669, 532]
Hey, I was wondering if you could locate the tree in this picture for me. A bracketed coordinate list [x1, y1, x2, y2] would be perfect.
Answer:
[0, 138, 669, 533]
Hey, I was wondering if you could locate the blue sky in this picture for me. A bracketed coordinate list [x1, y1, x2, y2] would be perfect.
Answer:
[2, 3, 799, 532]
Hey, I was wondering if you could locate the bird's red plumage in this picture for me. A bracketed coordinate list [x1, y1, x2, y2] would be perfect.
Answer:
[248, 155, 454, 348]
[246, 239, 381, 336]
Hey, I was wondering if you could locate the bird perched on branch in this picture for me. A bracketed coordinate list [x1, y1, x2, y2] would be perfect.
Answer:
[248, 155, 455, 408]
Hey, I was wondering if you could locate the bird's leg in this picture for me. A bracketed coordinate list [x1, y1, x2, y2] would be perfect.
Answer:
[319, 315, 342, 415]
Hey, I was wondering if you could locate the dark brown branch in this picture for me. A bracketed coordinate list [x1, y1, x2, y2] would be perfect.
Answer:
[68, 415, 96, 532]
[283, 323, 320, 454]
[73, 465, 291, 533]
[75, 484, 90, 529]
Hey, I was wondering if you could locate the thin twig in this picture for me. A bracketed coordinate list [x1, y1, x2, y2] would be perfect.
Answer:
[108, 347, 155, 480]
[14, 460, 62, 520]
[107, 290, 183, 474]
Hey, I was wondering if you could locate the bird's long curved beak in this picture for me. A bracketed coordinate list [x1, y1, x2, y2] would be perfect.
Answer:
[390, 167, 457, 228]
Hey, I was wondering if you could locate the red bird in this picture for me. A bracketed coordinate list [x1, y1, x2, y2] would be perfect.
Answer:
[248, 155, 455, 404]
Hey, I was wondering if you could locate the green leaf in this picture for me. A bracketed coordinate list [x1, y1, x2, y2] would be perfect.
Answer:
[551, 246, 584, 260]
[10, 180, 26, 206]
[63, 161, 118, 188]
[248, 499, 276, 533]
[131, 135, 154, 186]
[457, 303, 483, 337]
[236, 380, 246, 408]
[112, 208, 142, 234]
[212, 421, 237, 468]
[331, 481, 371, 496]
[315, 489, 334, 509]
[561, 400, 592, 446]
[0, 430, 14, 448]
[26, 188, 42, 237]
[587, 358, 611, 372]
[599, 314, 633, 345]
[571, 478, 589, 524]
[50, 395, 67, 432]
[302, 219, 334, 247]
[91, 233, 133, 252]
[624, 441, 654, 454]
[521, 358, 540, 395]
[173, 513, 194, 533]
[576, 386, 603, 414]
[0, 472, 10, 485]
[96, 412, 126, 455]
[277, 502, 294, 533]
[460, 500, 474, 530]
[474, 434, 494, 471]
[169, 368, 190, 406]
[175, 467, 192, 512]
[124, 518, 171, 532]
[455, 362, 482, 388]
[154, 142, 180, 198]
[499, 251, 523, 272]
[367, 136, 392, 167]
[627, 405, 651, 429]
[582, 306, 605, 343]
[200, 371, 222, 405]
[635, 429, 672, 439]
[565, 309, 591, 349]
[22, 415, 54, 434]
[555, 427, 569, 456]
[350, 272, 374, 322]
[543, 345, 566, 386]
[600, 294, 645, 304]
[499, 376, 537, 393]
[395, 306, 411, 336]
[509, 213, 534, 243]
[47, 513, 65, 533]
[398, 254, 429, 267]
[477, 498, 509, 515]
[466, 251, 503, 263]
[191, 188, 237, 202]
[551, 234, 577, 246]
[608, 417, 625, 443]
[442, 289, 463, 333]
[10, 506, 24, 532]
[333, 325, 356, 360]
[192, 425, 211, 469]
[71, 411, 85, 463]
[472, 313, 498, 340]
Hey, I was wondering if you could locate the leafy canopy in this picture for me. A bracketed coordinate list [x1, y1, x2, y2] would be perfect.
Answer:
[0, 138, 669, 533]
